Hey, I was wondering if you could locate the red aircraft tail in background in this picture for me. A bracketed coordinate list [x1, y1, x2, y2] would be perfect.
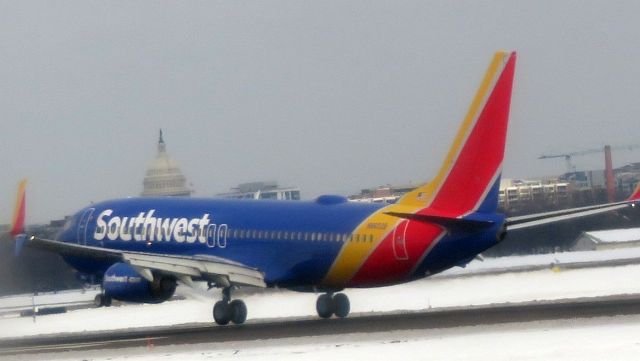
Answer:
[10, 179, 27, 237]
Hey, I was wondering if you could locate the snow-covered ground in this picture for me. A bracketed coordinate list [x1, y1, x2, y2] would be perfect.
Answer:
[3, 251, 640, 360]
[0, 288, 100, 312]
[4, 247, 640, 313]
[3, 262, 640, 339]
[5, 314, 640, 361]
[439, 247, 640, 276]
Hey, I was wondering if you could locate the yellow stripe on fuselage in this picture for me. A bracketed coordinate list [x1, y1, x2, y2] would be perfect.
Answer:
[321, 203, 421, 288]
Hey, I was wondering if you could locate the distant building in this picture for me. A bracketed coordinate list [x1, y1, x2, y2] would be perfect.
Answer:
[573, 228, 640, 251]
[217, 181, 300, 200]
[141, 130, 192, 197]
[614, 162, 640, 196]
[498, 178, 570, 210]
[348, 184, 417, 204]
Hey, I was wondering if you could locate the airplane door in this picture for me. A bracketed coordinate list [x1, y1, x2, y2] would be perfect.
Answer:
[392, 220, 409, 260]
[76, 208, 95, 246]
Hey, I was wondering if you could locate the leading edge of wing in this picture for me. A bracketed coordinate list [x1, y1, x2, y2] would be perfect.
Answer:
[26, 236, 265, 288]
[505, 201, 636, 231]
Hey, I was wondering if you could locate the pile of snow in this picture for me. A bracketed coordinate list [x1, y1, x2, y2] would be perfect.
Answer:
[441, 247, 640, 276]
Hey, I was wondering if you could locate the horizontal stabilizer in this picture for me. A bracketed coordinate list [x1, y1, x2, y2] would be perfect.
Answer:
[385, 211, 494, 232]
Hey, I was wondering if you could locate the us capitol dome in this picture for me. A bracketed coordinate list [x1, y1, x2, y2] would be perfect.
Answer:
[141, 130, 192, 197]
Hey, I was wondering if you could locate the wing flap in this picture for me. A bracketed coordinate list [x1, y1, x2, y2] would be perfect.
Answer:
[123, 253, 266, 288]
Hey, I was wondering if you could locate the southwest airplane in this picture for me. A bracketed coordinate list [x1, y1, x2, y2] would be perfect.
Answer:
[8, 51, 640, 326]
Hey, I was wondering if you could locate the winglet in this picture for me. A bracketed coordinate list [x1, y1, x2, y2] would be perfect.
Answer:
[10, 179, 27, 237]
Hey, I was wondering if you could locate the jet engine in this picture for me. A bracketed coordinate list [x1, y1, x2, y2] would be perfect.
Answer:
[102, 262, 176, 304]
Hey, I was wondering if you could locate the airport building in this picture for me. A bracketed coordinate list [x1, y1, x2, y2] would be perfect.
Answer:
[573, 228, 640, 251]
[141, 130, 192, 197]
[217, 181, 301, 200]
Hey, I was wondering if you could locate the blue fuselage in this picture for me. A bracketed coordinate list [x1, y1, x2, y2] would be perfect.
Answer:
[56, 196, 503, 288]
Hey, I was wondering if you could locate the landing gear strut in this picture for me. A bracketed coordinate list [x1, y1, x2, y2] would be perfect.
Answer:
[316, 292, 350, 319]
[213, 287, 247, 325]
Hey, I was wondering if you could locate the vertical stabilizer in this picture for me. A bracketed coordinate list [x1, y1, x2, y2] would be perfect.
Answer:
[398, 51, 516, 216]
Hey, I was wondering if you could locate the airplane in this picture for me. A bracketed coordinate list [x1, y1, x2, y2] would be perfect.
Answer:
[7, 51, 640, 326]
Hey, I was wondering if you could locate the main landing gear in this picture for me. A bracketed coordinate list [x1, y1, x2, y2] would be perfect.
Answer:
[316, 292, 350, 319]
[213, 287, 247, 326]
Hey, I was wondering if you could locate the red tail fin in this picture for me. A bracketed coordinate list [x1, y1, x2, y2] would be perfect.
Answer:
[398, 51, 516, 216]
[10, 179, 27, 236]
[628, 182, 640, 201]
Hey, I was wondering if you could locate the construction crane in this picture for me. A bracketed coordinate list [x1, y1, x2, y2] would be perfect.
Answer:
[539, 144, 640, 173]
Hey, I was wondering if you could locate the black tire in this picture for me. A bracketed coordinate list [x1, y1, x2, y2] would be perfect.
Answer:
[316, 294, 333, 319]
[103, 295, 112, 307]
[94, 294, 104, 308]
[213, 301, 230, 325]
[332, 293, 350, 318]
[229, 300, 247, 325]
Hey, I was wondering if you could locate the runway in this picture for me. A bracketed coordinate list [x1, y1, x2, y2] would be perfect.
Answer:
[3, 293, 640, 356]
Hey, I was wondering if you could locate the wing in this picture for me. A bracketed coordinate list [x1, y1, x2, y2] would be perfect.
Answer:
[506, 199, 638, 231]
[26, 236, 266, 288]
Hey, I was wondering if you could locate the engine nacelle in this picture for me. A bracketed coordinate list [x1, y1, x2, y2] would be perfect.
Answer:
[103, 262, 176, 304]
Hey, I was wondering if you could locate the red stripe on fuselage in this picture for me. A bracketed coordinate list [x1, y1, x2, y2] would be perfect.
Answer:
[348, 222, 443, 286]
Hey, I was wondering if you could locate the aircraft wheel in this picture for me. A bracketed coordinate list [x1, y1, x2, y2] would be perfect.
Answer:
[213, 300, 230, 325]
[316, 293, 333, 319]
[230, 299, 247, 325]
[332, 293, 350, 318]
[94, 294, 104, 307]
[94, 293, 111, 307]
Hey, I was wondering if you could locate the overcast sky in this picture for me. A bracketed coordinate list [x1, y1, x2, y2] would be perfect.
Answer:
[2, 1, 640, 223]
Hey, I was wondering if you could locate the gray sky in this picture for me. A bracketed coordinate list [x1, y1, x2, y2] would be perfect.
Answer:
[2, 1, 640, 223]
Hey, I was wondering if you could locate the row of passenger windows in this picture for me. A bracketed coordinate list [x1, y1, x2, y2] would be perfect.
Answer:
[229, 229, 375, 243]
[98, 223, 375, 244]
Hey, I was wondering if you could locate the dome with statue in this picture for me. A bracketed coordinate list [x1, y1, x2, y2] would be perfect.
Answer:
[141, 130, 192, 197]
